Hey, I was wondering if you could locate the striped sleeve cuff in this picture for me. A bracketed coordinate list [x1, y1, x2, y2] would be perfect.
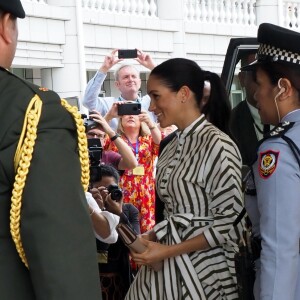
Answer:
[203, 227, 226, 248]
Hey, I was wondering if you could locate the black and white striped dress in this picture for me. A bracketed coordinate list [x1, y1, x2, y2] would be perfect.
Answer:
[125, 115, 244, 300]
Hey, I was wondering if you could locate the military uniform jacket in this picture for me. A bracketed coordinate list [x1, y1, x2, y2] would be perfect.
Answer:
[0, 68, 102, 299]
[249, 109, 300, 300]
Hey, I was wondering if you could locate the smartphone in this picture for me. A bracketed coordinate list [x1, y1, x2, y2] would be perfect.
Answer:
[117, 102, 141, 115]
[118, 49, 138, 59]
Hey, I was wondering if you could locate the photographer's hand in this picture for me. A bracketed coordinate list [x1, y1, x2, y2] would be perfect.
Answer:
[136, 49, 156, 70]
[99, 49, 122, 73]
[98, 186, 108, 200]
[89, 110, 115, 137]
[90, 188, 104, 210]
[138, 110, 161, 144]
[104, 101, 128, 124]
[104, 194, 123, 216]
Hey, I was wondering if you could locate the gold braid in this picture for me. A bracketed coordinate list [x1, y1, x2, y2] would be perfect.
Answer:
[60, 98, 90, 191]
[10, 95, 89, 268]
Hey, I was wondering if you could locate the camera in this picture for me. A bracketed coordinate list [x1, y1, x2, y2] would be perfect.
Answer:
[117, 102, 141, 115]
[107, 184, 123, 201]
[118, 49, 138, 59]
[88, 138, 103, 167]
[82, 114, 98, 131]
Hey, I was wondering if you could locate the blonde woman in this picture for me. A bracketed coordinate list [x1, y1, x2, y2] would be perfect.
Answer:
[105, 104, 162, 233]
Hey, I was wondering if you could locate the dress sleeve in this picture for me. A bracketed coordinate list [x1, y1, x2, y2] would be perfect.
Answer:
[203, 137, 244, 248]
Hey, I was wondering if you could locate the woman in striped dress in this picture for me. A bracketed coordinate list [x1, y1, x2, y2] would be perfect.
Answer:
[125, 58, 244, 300]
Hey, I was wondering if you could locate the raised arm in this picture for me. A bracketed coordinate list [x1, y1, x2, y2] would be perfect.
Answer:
[136, 49, 156, 71]
[82, 49, 122, 112]
[90, 110, 137, 170]
[138, 110, 161, 145]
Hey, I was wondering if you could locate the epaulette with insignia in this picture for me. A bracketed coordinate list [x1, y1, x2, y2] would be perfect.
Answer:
[249, 122, 295, 166]
[258, 121, 295, 147]
[267, 121, 295, 138]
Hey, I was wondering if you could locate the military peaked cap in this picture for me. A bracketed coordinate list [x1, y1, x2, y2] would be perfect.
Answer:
[0, 0, 25, 19]
[243, 23, 300, 70]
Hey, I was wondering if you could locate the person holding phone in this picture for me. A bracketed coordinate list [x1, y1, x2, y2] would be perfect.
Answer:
[87, 110, 138, 171]
[103, 104, 162, 233]
[82, 48, 156, 131]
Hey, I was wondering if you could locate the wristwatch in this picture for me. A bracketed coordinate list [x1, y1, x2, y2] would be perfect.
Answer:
[110, 133, 121, 141]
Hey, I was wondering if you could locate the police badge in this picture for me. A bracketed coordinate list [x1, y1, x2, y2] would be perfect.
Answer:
[259, 150, 279, 179]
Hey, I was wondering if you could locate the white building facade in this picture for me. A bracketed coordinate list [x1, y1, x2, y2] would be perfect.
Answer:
[14, 0, 300, 110]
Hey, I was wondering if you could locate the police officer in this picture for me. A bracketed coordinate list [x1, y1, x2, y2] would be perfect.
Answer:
[0, 1, 102, 299]
[243, 23, 300, 299]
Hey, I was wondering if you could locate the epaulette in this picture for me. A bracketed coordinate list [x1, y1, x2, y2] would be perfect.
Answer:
[267, 121, 295, 138]
[248, 122, 295, 166]
[258, 121, 295, 147]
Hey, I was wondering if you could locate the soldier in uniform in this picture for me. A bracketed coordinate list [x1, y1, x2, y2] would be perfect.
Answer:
[0, 1, 102, 299]
[243, 23, 300, 299]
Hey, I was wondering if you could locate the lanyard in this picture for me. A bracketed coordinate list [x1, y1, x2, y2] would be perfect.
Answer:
[125, 136, 139, 161]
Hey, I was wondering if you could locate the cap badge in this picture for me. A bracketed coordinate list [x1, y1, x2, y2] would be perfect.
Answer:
[39, 87, 49, 91]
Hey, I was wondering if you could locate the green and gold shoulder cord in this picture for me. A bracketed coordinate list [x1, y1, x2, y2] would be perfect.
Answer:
[10, 95, 90, 268]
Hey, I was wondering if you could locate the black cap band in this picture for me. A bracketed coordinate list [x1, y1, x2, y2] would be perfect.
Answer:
[0, 0, 25, 19]
[242, 23, 300, 71]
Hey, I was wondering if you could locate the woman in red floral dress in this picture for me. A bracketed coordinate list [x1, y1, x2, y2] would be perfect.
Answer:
[104, 107, 162, 233]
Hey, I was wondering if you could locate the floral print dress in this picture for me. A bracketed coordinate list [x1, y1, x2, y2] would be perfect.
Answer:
[105, 135, 159, 233]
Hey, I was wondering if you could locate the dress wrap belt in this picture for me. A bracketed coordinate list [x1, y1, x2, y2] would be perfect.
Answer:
[153, 213, 214, 300]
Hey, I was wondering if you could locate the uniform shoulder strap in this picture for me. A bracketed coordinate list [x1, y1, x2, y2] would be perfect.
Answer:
[248, 121, 296, 167]
[261, 121, 295, 142]
[281, 135, 300, 168]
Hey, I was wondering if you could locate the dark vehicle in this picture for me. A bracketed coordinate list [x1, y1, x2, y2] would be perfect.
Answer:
[221, 38, 258, 108]
[222, 38, 259, 300]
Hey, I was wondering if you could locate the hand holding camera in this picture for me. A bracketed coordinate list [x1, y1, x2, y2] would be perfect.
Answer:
[105, 101, 142, 123]
[100, 184, 123, 216]
[107, 184, 123, 201]
[135, 48, 156, 70]
[89, 187, 105, 210]
[89, 110, 115, 136]
[99, 48, 155, 75]
[99, 49, 122, 73]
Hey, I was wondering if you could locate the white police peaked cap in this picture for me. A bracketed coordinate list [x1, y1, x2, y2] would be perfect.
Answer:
[242, 23, 300, 71]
